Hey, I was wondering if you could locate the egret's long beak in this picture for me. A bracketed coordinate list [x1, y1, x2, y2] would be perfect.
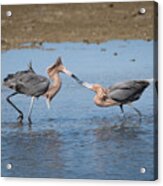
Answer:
[82, 82, 93, 89]
[62, 67, 83, 84]
[62, 67, 93, 90]
[46, 98, 51, 109]
[62, 67, 73, 77]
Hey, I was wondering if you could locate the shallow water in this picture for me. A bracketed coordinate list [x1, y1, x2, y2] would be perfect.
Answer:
[1, 40, 157, 180]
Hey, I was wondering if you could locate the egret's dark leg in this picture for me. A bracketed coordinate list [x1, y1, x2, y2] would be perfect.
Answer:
[128, 103, 142, 117]
[27, 97, 35, 124]
[119, 104, 126, 118]
[6, 92, 23, 123]
[120, 104, 124, 114]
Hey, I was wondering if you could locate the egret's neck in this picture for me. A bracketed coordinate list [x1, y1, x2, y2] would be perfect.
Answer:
[96, 87, 108, 98]
[45, 73, 62, 100]
[93, 88, 117, 107]
[93, 88, 109, 106]
[51, 73, 61, 87]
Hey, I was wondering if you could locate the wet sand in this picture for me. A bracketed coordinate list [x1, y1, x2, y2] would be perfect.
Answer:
[1, 1, 157, 50]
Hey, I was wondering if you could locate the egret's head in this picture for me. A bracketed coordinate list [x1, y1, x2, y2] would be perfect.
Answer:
[91, 84, 108, 99]
[47, 57, 65, 77]
[47, 57, 73, 78]
[91, 84, 103, 92]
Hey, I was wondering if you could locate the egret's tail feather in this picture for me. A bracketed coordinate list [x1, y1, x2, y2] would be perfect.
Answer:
[145, 78, 154, 84]
[144, 78, 158, 93]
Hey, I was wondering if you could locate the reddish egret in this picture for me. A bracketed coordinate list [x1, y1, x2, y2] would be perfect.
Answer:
[61, 66, 152, 116]
[3, 57, 66, 123]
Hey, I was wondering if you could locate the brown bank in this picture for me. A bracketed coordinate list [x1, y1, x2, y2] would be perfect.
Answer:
[1, 1, 157, 50]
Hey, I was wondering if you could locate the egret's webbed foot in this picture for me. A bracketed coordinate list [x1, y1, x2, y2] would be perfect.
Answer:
[17, 114, 23, 124]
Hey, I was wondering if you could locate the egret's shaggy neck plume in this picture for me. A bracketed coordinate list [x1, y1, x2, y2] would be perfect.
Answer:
[44, 57, 65, 108]
[45, 73, 62, 108]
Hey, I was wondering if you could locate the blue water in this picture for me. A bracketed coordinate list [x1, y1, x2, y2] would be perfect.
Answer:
[1, 40, 157, 180]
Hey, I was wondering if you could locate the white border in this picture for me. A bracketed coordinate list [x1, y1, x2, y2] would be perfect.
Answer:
[1, 0, 162, 186]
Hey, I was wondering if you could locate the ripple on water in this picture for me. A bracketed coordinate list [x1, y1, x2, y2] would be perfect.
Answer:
[1, 40, 156, 180]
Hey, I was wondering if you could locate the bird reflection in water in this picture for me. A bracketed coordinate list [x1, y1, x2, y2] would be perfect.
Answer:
[94, 116, 142, 141]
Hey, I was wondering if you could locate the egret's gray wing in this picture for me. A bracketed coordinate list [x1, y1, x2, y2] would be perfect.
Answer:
[4, 71, 50, 97]
[3, 69, 35, 87]
[109, 80, 141, 90]
[108, 80, 149, 103]
[15, 73, 50, 96]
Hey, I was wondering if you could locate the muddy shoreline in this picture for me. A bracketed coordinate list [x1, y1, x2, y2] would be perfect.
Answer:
[1, 2, 157, 50]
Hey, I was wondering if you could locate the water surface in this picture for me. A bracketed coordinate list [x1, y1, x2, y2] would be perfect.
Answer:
[1, 40, 157, 180]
